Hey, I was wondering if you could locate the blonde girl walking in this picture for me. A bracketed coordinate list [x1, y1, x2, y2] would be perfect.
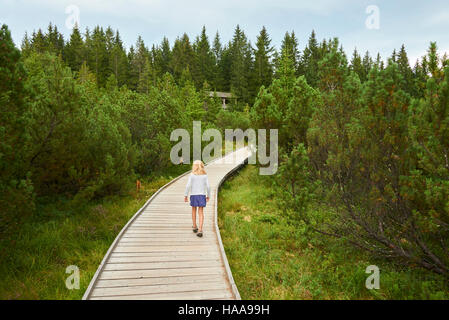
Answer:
[184, 160, 211, 238]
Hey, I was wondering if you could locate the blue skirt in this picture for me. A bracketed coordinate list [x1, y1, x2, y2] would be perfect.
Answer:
[190, 195, 207, 207]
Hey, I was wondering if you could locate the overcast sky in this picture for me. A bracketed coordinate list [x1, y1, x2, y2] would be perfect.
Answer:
[2, 0, 449, 65]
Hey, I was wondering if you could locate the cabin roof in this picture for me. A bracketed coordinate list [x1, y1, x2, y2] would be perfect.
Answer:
[208, 91, 236, 98]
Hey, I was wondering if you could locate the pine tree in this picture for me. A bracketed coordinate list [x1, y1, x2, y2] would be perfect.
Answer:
[396, 44, 414, 95]
[109, 30, 128, 86]
[219, 42, 232, 91]
[350, 48, 364, 81]
[342, 63, 412, 264]
[86, 26, 109, 87]
[361, 51, 373, 82]
[427, 42, 441, 79]
[413, 59, 427, 98]
[406, 62, 449, 275]
[254, 26, 274, 90]
[212, 32, 224, 90]
[45, 23, 64, 55]
[317, 39, 348, 93]
[104, 27, 115, 52]
[126, 45, 138, 89]
[31, 29, 46, 53]
[389, 48, 397, 65]
[374, 52, 384, 70]
[277, 31, 299, 74]
[299, 30, 320, 87]
[78, 60, 97, 84]
[128, 36, 149, 90]
[21, 32, 32, 57]
[0, 25, 29, 175]
[137, 57, 155, 94]
[151, 44, 163, 78]
[160, 37, 172, 75]
[308, 42, 354, 184]
[0, 24, 34, 233]
[65, 24, 85, 72]
[276, 48, 296, 86]
[229, 25, 253, 105]
[170, 33, 196, 84]
[252, 47, 318, 152]
[194, 26, 215, 89]
[202, 81, 221, 123]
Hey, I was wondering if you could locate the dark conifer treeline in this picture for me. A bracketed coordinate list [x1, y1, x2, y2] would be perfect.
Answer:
[20, 23, 432, 105]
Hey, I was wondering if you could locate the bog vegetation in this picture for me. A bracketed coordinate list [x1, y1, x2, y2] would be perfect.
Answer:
[218, 166, 448, 299]
[0, 21, 448, 298]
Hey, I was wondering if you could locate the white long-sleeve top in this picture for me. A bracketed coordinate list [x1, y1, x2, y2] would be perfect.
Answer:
[184, 174, 211, 198]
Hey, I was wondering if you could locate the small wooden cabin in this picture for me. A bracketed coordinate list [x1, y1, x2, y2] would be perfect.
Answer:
[208, 91, 237, 109]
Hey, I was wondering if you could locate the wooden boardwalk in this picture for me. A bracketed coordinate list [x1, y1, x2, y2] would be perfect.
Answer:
[83, 147, 249, 300]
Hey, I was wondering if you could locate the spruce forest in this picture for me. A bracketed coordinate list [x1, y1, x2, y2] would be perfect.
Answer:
[0, 21, 448, 298]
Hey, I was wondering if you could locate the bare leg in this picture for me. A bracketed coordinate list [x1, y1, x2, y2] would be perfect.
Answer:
[191, 206, 197, 228]
[198, 207, 204, 232]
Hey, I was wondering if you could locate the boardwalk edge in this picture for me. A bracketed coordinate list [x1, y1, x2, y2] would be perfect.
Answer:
[82, 169, 192, 300]
[214, 150, 248, 300]
[82, 147, 247, 300]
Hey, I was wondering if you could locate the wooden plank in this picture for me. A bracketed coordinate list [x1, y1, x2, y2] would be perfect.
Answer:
[138, 213, 214, 216]
[135, 217, 195, 219]
[125, 231, 213, 234]
[100, 267, 225, 280]
[126, 226, 213, 230]
[118, 240, 214, 245]
[103, 260, 223, 271]
[113, 245, 217, 253]
[127, 224, 213, 228]
[125, 227, 211, 231]
[124, 229, 198, 233]
[115, 243, 216, 249]
[119, 235, 211, 239]
[110, 251, 220, 258]
[121, 232, 200, 236]
[121, 234, 202, 239]
[132, 221, 202, 224]
[133, 220, 197, 223]
[90, 289, 233, 300]
[108, 255, 220, 264]
[91, 281, 229, 297]
[95, 274, 226, 288]
[132, 222, 202, 226]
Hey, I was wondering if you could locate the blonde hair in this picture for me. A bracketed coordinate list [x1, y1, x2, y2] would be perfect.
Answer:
[192, 160, 206, 175]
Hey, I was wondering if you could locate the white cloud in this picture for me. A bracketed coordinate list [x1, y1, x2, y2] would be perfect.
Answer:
[4, 0, 449, 62]
[23, 0, 355, 21]
[426, 10, 449, 26]
[19, 0, 163, 23]
[215, 0, 356, 14]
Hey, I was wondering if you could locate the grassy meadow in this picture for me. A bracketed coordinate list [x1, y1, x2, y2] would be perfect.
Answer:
[218, 165, 449, 300]
[0, 165, 190, 300]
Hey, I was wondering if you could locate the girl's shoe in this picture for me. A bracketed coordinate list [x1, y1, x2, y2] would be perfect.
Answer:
[197, 231, 203, 237]
[192, 226, 198, 233]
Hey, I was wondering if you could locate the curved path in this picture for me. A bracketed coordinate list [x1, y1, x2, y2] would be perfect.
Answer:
[83, 147, 249, 300]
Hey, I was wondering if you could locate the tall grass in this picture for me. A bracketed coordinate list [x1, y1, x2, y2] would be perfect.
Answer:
[218, 165, 449, 300]
[0, 141, 241, 300]
[0, 165, 190, 300]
